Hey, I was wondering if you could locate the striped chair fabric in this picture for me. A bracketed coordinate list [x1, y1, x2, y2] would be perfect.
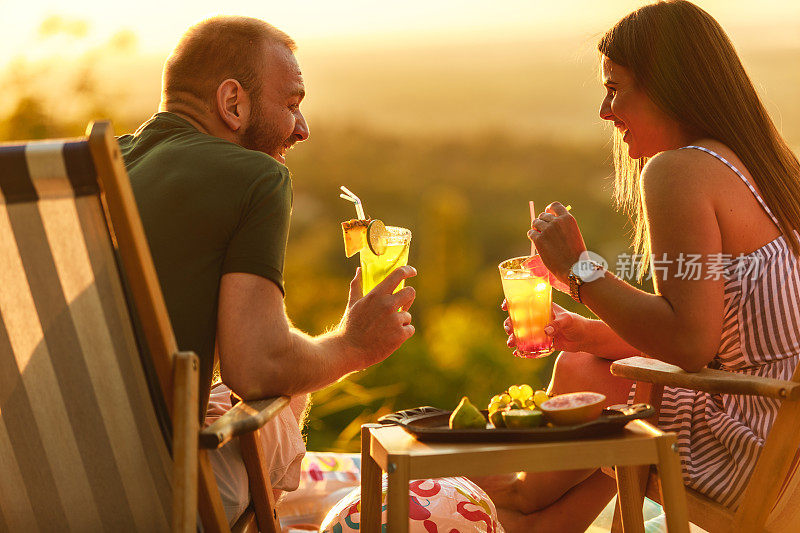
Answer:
[0, 138, 173, 531]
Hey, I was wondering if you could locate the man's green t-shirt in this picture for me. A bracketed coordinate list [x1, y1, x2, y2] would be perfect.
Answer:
[118, 112, 292, 410]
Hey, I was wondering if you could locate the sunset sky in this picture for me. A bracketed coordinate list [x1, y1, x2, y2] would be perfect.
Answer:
[2, 0, 799, 64]
[1, 0, 798, 145]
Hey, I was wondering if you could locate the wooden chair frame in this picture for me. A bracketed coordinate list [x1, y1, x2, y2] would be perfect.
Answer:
[88, 121, 290, 532]
[606, 355, 800, 532]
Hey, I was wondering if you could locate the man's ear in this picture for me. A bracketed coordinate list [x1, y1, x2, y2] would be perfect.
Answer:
[216, 78, 250, 132]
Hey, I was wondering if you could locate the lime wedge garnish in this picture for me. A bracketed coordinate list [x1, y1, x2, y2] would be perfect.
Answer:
[501, 409, 545, 428]
[367, 219, 388, 255]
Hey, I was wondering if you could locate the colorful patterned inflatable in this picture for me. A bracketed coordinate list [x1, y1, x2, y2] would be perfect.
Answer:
[278, 452, 363, 529]
[319, 476, 504, 533]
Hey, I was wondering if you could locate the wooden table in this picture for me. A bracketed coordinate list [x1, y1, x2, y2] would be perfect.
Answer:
[360, 419, 688, 532]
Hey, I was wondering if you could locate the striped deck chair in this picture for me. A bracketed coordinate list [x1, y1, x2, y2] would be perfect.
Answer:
[0, 122, 289, 533]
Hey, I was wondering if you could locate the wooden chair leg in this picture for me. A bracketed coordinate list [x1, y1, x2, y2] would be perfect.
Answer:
[361, 424, 384, 533]
[612, 380, 666, 532]
[198, 449, 230, 533]
[239, 431, 280, 533]
[655, 436, 689, 533]
[615, 465, 649, 533]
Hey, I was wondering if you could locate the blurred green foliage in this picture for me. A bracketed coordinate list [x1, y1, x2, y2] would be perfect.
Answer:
[282, 127, 641, 451]
[1, 91, 642, 452]
[0, 23, 647, 453]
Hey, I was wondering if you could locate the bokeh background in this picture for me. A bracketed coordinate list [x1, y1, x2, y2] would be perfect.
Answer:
[2, 0, 798, 451]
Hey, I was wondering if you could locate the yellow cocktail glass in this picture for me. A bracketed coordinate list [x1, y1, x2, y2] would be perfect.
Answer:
[360, 226, 412, 296]
[499, 255, 554, 358]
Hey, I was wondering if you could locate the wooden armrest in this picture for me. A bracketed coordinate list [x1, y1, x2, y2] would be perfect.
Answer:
[610, 356, 800, 400]
[199, 395, 290, 449]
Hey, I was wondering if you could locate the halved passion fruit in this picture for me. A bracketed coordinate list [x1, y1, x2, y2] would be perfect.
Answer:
[539, 392, 606, 426]
[341, 219, 369, 257]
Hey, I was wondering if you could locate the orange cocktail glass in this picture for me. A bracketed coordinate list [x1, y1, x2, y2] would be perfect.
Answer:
[499, 256, 554, 358]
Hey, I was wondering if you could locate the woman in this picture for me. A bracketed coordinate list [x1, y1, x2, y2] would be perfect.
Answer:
[481, 1, 800, 531]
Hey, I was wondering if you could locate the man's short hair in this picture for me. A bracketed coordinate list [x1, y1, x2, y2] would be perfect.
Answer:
[163, 16, 296, 108]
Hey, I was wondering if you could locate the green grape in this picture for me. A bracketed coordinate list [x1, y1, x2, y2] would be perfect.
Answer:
[533, 390, 549, 409]
[500, 393, 512, 405]
[524, 398, 536, 409]
[519, 384, 533, 399]
[508, 385, 521, 400]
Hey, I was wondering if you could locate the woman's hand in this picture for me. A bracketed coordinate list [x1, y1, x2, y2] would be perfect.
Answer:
[504, 301, 594, 354]
[528, 202, 587, 283]
[544, 303, 595, 352]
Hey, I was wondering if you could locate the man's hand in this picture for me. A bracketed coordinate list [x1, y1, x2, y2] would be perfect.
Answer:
[217, 266, 416, 400]
[341, 265, 417, 370]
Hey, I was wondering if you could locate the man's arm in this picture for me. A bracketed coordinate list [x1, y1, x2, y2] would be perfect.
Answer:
[216, 266, 417, 400]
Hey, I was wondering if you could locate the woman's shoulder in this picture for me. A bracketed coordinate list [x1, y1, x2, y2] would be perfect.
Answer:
[649, 139, 749, 174]
[642, 140, 744, 193]
[640, 147, 710, 198]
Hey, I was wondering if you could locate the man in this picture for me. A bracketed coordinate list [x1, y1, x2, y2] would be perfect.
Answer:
[118, 16, 417, 523]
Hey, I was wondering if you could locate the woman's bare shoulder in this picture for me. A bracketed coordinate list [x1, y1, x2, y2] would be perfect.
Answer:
[640, 146, 723, 258]
[640, 146, 725, 201]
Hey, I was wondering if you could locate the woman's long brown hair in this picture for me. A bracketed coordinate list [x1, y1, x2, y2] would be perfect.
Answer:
[599, 0, 800, 278]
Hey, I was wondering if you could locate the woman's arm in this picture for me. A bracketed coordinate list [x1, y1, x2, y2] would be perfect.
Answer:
[579, 318, 643, 360]
[532, 150, 725, 372]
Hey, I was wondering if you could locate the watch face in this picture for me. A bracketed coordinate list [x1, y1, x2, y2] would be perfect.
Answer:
[573, 251, 608, 282]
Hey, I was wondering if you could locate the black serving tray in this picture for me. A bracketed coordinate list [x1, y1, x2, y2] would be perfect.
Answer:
[377, 403, 655, 443]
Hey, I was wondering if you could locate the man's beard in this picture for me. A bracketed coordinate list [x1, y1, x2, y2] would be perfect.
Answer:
[240, 104, 288, 159]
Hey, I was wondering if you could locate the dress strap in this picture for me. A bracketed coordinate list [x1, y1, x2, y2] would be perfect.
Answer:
[679, 145, 781, 227]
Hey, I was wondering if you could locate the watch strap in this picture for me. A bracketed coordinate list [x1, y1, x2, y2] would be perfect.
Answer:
[568, 272, 583, 302]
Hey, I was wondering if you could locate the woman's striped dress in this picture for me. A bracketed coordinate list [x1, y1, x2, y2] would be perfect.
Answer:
[637, 145, 800, 509]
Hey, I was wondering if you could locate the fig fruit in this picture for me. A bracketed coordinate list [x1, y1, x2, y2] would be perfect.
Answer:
[449, 396, 487, 429]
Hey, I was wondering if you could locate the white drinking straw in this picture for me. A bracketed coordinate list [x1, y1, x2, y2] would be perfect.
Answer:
[529, 200, 537, 257]
[339, 186, 366, 219]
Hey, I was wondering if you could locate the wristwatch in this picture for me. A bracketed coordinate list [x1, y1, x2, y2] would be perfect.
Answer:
[568, 259, 606, 302]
